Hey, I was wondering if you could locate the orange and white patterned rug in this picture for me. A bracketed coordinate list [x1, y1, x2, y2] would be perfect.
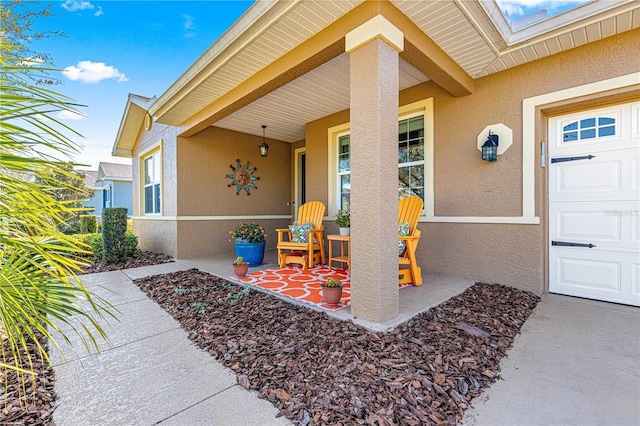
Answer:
[234, 265, 413, 312]
[234, 266, 352, 311]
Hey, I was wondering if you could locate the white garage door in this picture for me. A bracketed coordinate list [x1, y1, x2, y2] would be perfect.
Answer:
[549, 101, 640, 306]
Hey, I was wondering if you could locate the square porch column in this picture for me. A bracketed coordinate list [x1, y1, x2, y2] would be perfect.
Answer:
[346, 16, 403, 323]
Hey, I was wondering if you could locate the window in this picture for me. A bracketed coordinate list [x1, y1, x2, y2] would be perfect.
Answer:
[143, 151, 161, 214]
[337, 134, 351, 210]
[336, 114, 425, 211]
[562, 116, 616, 143]
[103, 185, 111, 209]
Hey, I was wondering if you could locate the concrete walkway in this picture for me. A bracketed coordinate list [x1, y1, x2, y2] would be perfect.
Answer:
[51, 262, 640, 425]
[51, 262, 290, 426]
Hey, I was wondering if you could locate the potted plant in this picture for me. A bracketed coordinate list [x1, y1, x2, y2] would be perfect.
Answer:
[229, 222, 267, 266]
[321, 277, 344, 305]
[232, 256, 249, 277]
[336, 209, 350, 236]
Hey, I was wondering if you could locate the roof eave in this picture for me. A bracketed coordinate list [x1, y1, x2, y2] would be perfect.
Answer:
[148, 0, 292, 124]
[112, 94, 155, 158]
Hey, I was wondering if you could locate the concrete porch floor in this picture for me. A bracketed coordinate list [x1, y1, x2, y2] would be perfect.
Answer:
[179, 248, 474, 332]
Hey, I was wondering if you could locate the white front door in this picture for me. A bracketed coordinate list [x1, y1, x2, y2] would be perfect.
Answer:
[548, 101, 640, 306]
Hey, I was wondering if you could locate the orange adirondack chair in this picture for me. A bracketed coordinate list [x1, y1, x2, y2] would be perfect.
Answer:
[277, 201, 326, 270]
[398, 196, 423, 285]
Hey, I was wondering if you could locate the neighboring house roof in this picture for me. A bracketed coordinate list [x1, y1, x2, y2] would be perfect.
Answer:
[83, 170, 101, 190]
[112, 0, 639, 153]
[96, 162, 132, 182]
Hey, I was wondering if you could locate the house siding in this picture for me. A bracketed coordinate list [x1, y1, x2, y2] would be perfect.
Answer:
[128, 22, 638, 293]
[131, 124, 292, 258]
[303, 28, 639, 295]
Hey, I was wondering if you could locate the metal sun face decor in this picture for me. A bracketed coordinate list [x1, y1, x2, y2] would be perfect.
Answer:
[226, 159, 260, 195]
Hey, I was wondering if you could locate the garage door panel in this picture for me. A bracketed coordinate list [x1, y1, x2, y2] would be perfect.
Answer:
[550, 149, 638, 202]
[633, 157, 639, 192]
[555, 159, 620, 196]
[550, 250, 638, 306]
[550, 202, 636, 249]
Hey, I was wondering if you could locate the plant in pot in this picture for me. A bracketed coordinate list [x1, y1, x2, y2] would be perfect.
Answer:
[322, 277, 344, 305]
[232, 256, 249, 277]
[229, 222, 267, 266]
[336, 209, 350, 236]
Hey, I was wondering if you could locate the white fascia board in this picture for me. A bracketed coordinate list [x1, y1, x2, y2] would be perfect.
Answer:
[148, 0, 288, 120]
[112, 95, 154, 157]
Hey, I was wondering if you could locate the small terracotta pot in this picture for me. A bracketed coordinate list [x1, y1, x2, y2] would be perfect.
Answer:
[322, 285, 343, 304]
[233, 262, 249, 277]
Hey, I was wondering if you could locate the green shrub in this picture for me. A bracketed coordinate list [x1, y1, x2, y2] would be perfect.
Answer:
[126, 218, 133, 234]
[102, 208, 128, 264]
[88, 234, 103, 262]
[123, 233, 139, 259]
[80, 215, 98, 234]
[70, 233, 99, 258]
[80, 233, 137, 262]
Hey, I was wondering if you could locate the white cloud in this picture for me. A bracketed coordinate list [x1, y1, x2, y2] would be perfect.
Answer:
[58, 110, 85, 121]
[62, 0, 96, 12]
[94, 6, 103, 17]
[183, 14, 195, 30]
[62, 60, 128, 83]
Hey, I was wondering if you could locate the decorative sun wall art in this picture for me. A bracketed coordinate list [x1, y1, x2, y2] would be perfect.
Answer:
[226, 159, 260, 195]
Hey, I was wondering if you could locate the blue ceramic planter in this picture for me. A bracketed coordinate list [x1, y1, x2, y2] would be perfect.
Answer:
[234, 241, 265, 266]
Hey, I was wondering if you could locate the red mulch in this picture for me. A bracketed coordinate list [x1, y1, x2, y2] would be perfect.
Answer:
[134, 269, 540, 425]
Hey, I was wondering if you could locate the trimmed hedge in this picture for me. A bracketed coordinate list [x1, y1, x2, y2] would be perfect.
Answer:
[102, 208, 128, 264]
[80, 215, 98, 234]
[72, 232, 138, 262]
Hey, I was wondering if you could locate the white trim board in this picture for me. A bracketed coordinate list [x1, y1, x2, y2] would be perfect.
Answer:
[132, 215, 293, 221]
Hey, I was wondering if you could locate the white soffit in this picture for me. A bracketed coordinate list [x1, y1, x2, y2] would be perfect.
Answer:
[154, 0, 364, 126]
[214, 54, 429, 142]
[393, 0, 640, 78]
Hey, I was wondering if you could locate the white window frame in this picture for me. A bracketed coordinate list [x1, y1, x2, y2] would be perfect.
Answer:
[103, 185, 112, 209]
[140, 142, 162, 216]
[327, 98, 434, 220]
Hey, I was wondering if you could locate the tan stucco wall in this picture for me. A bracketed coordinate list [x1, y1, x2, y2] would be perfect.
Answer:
[133, 219, 178, 258]
[304, 28, 639, 295]
[176, 126, 291, 216]
[130, 125, 292, 258]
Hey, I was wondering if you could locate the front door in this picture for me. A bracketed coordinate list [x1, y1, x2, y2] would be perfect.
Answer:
[548, 101, 639, 306]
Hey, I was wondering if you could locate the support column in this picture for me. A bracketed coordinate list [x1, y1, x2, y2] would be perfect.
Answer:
[346, 16, 403, 323]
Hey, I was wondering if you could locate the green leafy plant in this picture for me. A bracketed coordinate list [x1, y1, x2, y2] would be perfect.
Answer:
[229, 222, 266, 244]
[323, 277, 343, 288]
[233, 256, 245, 265]
[80, 215, 98, 234]
[102, 207, 128, 264]
[336, 209, 350, 227]
[0, 41, 117, 398]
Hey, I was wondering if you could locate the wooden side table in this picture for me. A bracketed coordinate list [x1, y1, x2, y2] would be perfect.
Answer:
[327, 234, 350, 275]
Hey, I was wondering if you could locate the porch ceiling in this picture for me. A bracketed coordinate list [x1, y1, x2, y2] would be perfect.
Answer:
[146, 0, 639, 144]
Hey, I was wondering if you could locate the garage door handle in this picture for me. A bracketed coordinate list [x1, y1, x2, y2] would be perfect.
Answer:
[552, 241, 596, 248]
[551, 155, 595, 164]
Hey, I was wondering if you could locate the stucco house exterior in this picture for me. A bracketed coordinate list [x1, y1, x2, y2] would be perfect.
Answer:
[81, 162, 133, 218]
[113, 0, 640, 323]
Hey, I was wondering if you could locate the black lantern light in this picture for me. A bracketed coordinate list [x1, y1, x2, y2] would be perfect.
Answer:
[482, 130, 499, 162]
[259, 125, 269, 157]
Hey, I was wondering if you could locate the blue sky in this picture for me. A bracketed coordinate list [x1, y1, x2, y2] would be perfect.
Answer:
[496, 0, 589, 23]
[33, 0, 253, 170]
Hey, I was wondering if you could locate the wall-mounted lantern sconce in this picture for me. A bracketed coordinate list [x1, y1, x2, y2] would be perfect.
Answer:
[259, 125, 269, 157]
[481, 131, 499, 162]
[477, 123, 513, 162]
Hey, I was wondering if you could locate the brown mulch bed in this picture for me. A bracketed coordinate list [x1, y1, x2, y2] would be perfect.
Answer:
[1, 331, 56, 425]
[80, 250, 173, 274]
[1, 250, 172, 425]
[134, 269, 540, 425]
